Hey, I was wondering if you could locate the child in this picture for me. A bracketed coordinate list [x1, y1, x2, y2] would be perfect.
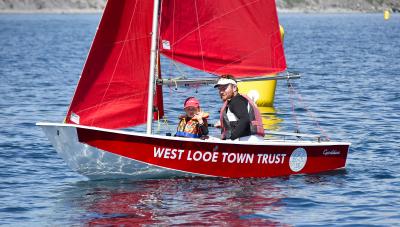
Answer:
[175, 97, 209, 138]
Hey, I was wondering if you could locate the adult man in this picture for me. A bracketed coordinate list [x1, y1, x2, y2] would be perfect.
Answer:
[214, 75, 265, 142]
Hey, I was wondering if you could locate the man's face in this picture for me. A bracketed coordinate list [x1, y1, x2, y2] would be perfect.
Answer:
[218, 84, 235, 101]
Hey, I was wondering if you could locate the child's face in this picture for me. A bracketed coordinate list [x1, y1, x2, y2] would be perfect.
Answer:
[185, 106, 199, 118]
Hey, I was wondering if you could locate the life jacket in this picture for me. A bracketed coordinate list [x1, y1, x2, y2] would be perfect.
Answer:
[175, 113, 209, 138]
[220, 94, 265, 140]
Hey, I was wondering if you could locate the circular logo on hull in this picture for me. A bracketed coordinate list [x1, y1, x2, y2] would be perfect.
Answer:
[289, 148, 307, 172]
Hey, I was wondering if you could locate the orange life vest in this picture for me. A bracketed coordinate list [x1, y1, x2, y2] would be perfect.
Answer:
[176, 113, 209, 138]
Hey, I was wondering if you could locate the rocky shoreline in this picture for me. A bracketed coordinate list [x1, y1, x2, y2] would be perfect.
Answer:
[276, 0, 400, 13]
[0, 0, 399, 13]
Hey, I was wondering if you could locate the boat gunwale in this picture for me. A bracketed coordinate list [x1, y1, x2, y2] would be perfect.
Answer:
[36, 122, 351, 146]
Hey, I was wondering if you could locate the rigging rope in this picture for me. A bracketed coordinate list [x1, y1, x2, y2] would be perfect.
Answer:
[287, 79, 300, 134]
[287, 79, 330, 141]
[194, 0, 207, 72]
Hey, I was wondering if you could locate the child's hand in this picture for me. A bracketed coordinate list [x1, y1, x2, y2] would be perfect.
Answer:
[193, 112, 204, 124]
[214, 120, 221, 128]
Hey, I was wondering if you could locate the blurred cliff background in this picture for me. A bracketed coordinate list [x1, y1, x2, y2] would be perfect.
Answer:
[0, 0, 399, 13]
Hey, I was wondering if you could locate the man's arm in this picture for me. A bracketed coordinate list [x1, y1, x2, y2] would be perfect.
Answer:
[229, 96, 250, 140]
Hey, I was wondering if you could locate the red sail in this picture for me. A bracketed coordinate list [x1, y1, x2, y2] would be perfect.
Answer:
[159, 0, 286, 78]
[66, 0, 161, 129]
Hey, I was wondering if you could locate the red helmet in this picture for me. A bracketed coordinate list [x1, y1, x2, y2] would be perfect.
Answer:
[184, 97, 200, 108]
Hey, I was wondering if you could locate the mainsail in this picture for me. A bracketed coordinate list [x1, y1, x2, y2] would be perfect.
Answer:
[159, 0, 286, 77]
[66, 0, 163, 129]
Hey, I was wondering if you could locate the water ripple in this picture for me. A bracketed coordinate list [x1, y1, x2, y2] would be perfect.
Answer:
[1, 13, 400, 226]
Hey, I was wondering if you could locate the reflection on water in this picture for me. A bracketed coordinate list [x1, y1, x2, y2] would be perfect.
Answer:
[64, 178, 288, 226]
[54, 170, 348, 226]
[259, 106, 284, 131]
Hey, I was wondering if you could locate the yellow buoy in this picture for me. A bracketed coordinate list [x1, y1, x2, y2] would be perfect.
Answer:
[238, 80, 277, 107]
[279, 24, 285, 41]
[384, 10, 391, 20]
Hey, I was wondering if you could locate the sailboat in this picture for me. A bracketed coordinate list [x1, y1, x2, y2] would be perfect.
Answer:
[37, 0, 350, 179]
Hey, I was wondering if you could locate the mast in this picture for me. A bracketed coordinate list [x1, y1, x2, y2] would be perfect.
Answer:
[146, 0, 161, 135]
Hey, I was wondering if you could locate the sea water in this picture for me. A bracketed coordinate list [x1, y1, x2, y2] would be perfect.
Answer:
[0, 13, 399, 226]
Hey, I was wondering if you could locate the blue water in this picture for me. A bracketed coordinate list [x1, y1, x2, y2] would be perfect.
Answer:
[1, 13, 400, 226]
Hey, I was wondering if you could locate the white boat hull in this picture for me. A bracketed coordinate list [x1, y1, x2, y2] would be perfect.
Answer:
[40, 123, 190, 179]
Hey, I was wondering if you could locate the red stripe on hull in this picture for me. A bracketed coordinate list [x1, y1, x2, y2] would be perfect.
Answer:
[77, 128, 348, 178]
